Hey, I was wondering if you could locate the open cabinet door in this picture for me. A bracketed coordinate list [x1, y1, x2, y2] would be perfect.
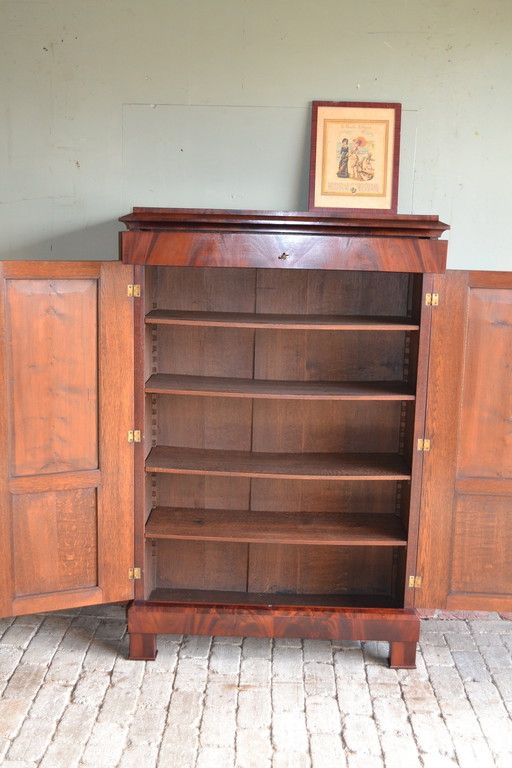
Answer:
[416, 270, 512, 611]
[0, 261, 135, 618]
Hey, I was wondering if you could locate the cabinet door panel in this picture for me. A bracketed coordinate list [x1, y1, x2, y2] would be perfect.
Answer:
[0, 262, 135, 618]
[417, 271, 512, 610]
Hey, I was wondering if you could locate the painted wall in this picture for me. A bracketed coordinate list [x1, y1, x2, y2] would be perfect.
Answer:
[1, 0, 511, 269]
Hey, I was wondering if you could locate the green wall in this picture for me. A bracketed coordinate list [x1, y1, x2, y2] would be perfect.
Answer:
[1, 0, 511, 269]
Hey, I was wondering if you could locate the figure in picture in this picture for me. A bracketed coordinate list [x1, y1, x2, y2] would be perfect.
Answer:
[337, 138, 349, 178]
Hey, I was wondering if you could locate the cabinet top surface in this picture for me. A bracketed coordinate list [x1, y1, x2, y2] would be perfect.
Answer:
[120, 207, 449, 239]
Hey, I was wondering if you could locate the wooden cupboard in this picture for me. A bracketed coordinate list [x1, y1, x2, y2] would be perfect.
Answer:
[1, 210, 509, 668]
[119, 208, 448, 668]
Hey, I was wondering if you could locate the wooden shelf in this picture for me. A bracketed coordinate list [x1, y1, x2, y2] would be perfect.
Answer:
[145, 309, 419, 331]
[145, 373, 416, 401]
[147, 588, 400, 609]
[145, 446, 411, 480]
[145, 507, 408, 546]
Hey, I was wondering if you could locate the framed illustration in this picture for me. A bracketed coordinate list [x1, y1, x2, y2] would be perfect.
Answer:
[308, 101, 401, 213]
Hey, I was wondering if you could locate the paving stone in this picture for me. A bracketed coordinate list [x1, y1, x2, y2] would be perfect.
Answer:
[0, 699, 31, 739]
[158, 724, 198, 767]
[272, 645, 303, 681]
[372, 696, 412, 736]
[342, 713, 382, 756]
[71, 668, 110, 707]
[239, 657, 271, 686]
[310, 732, 347, 768]
[336, 676, 373, 715]
[464, 680, 509, 718]
[379, 732, 422, 768]
[80, 721, 129, 768]
[0, 647, 24, 682]
[347, 755, 383, 768]
[409, 713, 456, 758]
[167, 689, 204, 729]
[271, 681, 305, 713]
[181, 635, 212, 658]
[235, 727, 272, 767]
[272, 709, 309, 752]
[272, 751, 311, 768]
[241, 636, 272, 659]
[305, 694, 341, 734]
[478, 641, 511, 669]
[208, 642, 241, 677]
[5, 716, 56, 762]
[196, 745, 234, 768]
[451, 736, 496, 768]
[452, 650, 492, 681]
[303, 660, 336, 696]
[237, 686, 271, 729]
[29, 681, 72, 720]
[118, 741, 159, 768]
[303, 639, 333, 664]
[2, 664, 47, 701]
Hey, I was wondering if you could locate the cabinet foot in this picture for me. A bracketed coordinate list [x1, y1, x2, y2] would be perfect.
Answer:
[389, 640, 417, 669]
[129, 633, 157, 660]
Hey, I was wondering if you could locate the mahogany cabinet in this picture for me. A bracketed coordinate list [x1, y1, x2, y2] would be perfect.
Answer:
[9, 211, 509, 669]
[119, 208, 448, 668]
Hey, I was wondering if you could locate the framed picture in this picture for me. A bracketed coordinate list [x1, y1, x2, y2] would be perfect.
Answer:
[308, 101, 401, 213]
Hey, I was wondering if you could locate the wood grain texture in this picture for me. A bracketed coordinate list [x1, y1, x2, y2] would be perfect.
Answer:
[12, 488, 97, 597]
[122, 230, 447, 273]
[146, 446, 411, 480]
[145, 507, 408, 546]
[415, 271, 469, 609]
[7, 278, 98, 476]
[145, 373, 416, 400]
[0, 262, 135, 619]
[417, 271, 512, 611]
[146, 309, 419, 330]
[457, 287, 512, 478]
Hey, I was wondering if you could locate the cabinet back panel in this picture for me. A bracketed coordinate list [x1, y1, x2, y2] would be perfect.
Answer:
[251, 400, 402, 453]
[156, 474, 251, 511]
[154, 266, 256, 313]
[248, 544, 395, 595]
[157, 326, 255, 378]
[156, 539, 249, 591]
[156, 395, 253, 450]
[254, 270, 411, 317]
[250, 478, 398, 515]
[254, 330, 408, 382]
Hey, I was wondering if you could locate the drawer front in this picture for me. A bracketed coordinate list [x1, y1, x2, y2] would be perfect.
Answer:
[121, 230, 447, 273]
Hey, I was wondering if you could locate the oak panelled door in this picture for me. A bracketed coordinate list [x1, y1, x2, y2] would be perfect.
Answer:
[0, 262, 135, 618]
[417, 270, 512, 611]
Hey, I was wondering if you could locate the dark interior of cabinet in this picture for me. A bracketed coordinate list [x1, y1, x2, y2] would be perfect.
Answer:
[141, 266, 421, 609]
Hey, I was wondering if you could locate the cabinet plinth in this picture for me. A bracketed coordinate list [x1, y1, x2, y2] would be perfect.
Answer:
[121, 207, 448, 668]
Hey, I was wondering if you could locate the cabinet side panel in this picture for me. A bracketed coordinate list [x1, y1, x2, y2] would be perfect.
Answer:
[7, 279, 98, 476]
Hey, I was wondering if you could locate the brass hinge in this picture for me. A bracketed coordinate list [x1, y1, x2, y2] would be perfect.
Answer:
[128, 430, 142, 443]
[408, 575, 422, 589]
[128, 567, 142, 580]
[127, 284, 141, 297]
[417, 438, 431, 452]
[425, 292, 439, 307]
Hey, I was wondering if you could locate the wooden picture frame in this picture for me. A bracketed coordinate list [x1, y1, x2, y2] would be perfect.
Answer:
[308, 101, 401, 213]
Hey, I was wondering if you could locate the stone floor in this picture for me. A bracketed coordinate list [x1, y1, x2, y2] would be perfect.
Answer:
[0, 605, 511, 768]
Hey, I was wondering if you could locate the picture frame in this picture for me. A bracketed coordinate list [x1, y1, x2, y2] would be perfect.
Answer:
[308, 101, 401, 213]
